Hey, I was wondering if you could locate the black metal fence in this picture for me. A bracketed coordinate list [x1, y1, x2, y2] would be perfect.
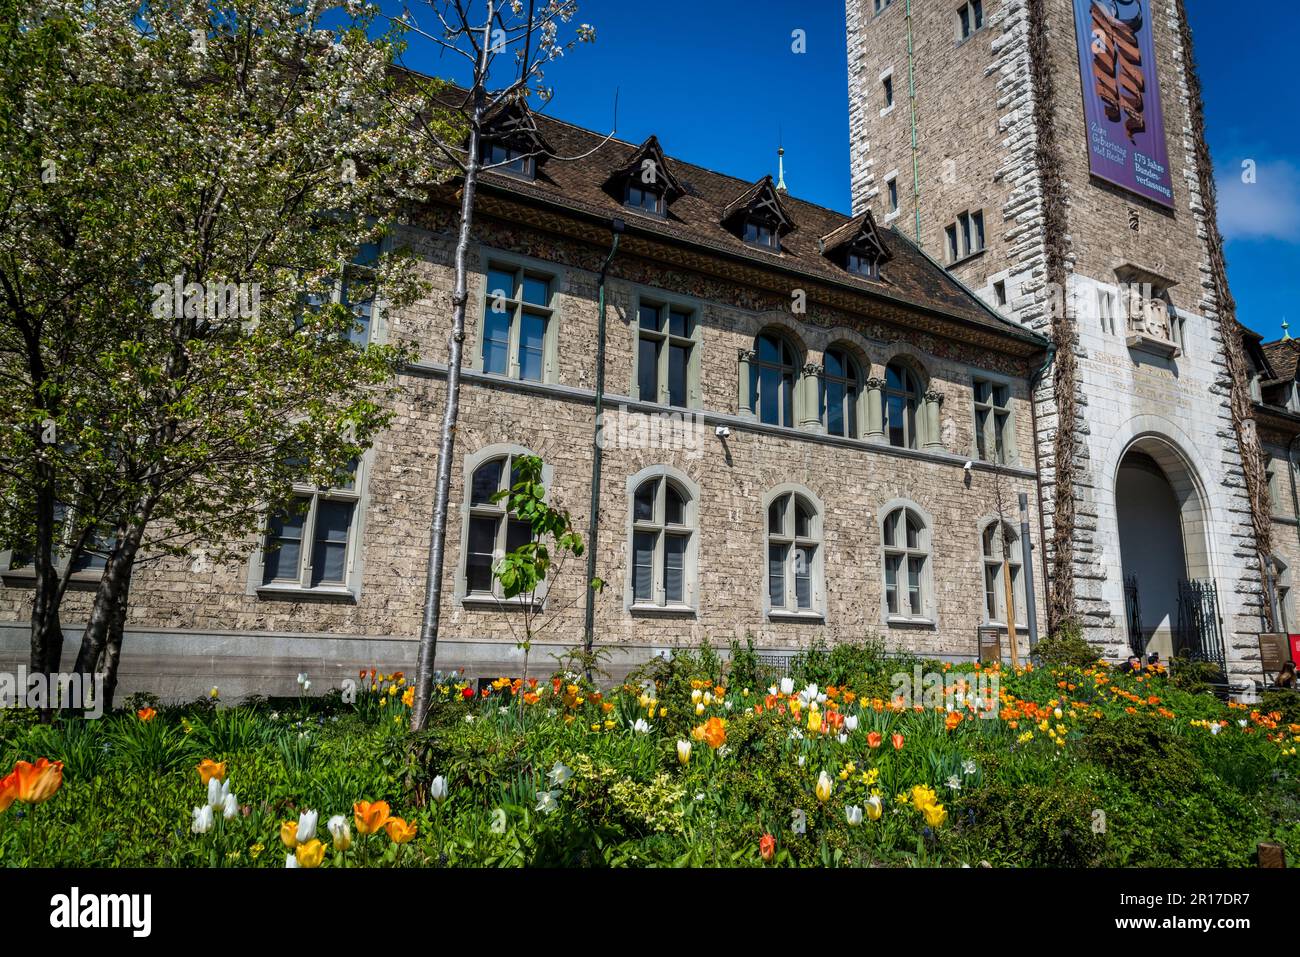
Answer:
[1175, 578, 1226, 677]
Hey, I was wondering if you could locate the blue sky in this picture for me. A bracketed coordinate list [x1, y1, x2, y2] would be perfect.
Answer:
[394, 0, 1298, 342]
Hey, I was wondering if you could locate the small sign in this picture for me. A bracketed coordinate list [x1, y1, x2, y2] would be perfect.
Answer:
[1259, 633, 1289, 673]
[1258, 842, 1286, 868]
[978, 628, 1002, 665]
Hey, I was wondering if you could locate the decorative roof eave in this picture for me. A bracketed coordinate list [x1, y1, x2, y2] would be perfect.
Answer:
[819, 210, 893, 263]
[603, 134, 686, 201]
[459, 185, 1047, 359]
[720, 175, 797, 235]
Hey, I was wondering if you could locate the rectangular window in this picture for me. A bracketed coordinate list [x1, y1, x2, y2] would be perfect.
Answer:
[993, 280, 1007, 306]
[768, 543, 789, 608]
[664, 534, 688, 604]
[884, 554, 901, 615]
[882, 75, 894, 108]
[261, 463, 361, 592]
[633, 531, 656, 604]
[886, 176, 899, 213]
[973, 377, 1013, 464]
[957, 0, 983, 40]
[1098, 289, 1117, 335]
[482, 262, 555, 382]
[636, 299, 696, 407]
[484, 141, 533, 178]
[945, 210, 986, 263]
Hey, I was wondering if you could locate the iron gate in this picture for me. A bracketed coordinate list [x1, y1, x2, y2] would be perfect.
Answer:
[1175, 579, 1226, 676]
[1123, 574, 1146, 657]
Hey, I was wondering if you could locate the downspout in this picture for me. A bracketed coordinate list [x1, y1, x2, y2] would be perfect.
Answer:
[582, 219, 626, 668]
[1285, 432, 1300, 631]
[905, 0, 922, 245]
[1027, 341, 1057, 648]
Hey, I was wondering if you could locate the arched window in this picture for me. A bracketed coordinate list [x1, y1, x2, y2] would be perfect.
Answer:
[630, 472, 696, 609]
[751, 332, 799, 427]
[463, 453, 535, 599]
[884, 362, 923, 449]
[823, 347, 862, 438]
[882, 505, 930, 621]
[1275, 556, 1293, 634]
[767, 489, 822, 615]
[981, 521, 1026, 627]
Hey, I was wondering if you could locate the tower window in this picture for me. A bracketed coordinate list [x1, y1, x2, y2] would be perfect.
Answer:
[993, 280, 1007, 307]
[944, 209, 985, 263]
[957, 0, 983, 41]
[886, 176, 899, 213]
[882, 74, 894, 109]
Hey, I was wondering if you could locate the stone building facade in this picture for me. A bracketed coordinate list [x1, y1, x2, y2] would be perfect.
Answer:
[0, 109, 1052, 698]
[846, 0, 1269, 683]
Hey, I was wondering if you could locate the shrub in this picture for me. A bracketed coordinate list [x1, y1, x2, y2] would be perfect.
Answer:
[1081, 711, 1200, 794]
[1033, 619, 1100, 669]
[954, 776, 1107, 866]
[790, 637, 888, 688]
[1168, 655, 1225, 696]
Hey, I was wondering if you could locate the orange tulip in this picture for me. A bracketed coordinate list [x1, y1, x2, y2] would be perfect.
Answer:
[892, 732, 905, 750]
[11, 758, 62, 804]
[700, 716, 727, 749]
[385, 817, 417, 844]
[136, 707, 156, 721]
[0, 770, 18, 812]
[354, 800, 391, 835]
[866, 731, 882, 749]
[759, 833, 776, 862]
[197, 759, 226, 784]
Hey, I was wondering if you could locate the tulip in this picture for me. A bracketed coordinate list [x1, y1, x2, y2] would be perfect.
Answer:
[302, 680, 311, 692]
[191, 805, 214, 834]
[535, 789, 560, 815]
[284, 852, 299, 869]
[280, 820, 300, 848]
[222, 793, 239, 821]
[892, 732, 905, 750]
[759, 833, 776, 862]
[677, 740, 692, 764]
[197, 759, 226, 785]
[780, 677, 794, 695]
[865, 795, 883, 821]
[430, 776, 449, 803]
[296, 810, 318, 844]
[327, 815, 352, 850]
[547, 762, 572, 787]
[701, 716, 727, 749]
[11, 758, 62, 804]
[815, 771, 833, 803]
[295, 838, 326, 867]
[922, 802, 948, 828]
[846, 805, 864, 826]
[867, 731, 882, 749]
[207, 776, 230, 811]
[136, 708, 156, 721]
[385, 817, 417, 843]
[633, 718, 650, 734]
[844, 714, 859, 732]
[354, 800, 392, 834]
[0, 771, 18, 813]
[296, 673, 308, 686]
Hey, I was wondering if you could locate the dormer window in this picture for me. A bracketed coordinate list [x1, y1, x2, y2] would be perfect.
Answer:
[845, 250, 880, 279]
[744, 218, 779, 250]
[483, 141, 534, 179]
[820, 209, 892, 281]
[625, 183, 664, 215]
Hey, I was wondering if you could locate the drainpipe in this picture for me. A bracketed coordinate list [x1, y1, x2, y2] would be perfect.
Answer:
[1027, 342, 1057, 644]
[582, 219, 626, 667]
[1019, 492, 1040, 652]
[1285, 433, 1300, 630]
[905, 0, 922, 245]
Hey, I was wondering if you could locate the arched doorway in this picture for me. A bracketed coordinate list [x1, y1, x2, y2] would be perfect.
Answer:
[1115, 437, 1214, 661]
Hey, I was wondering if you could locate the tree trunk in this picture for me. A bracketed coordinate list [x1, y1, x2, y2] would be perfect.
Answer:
[411, 57, 491, 731]
[99, 559, 133, 713]
[29, 464, 62, 720]
[73, 516, 145, 696]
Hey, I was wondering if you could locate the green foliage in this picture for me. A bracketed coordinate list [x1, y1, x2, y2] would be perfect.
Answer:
[790, 637, 888, 689]
[1082, 711, 1200, 794]
[1033, 619, 1101, 669]
[954, 775, 1107, 866]
[1168, 655, 1226, 696]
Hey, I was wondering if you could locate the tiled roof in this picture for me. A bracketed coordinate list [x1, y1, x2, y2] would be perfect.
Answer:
[1262, 339, 1300, 384]
[468, 108, 1043, 345]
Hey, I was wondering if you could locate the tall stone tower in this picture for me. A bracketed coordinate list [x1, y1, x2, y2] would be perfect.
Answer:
[846, 0, 1268, 684]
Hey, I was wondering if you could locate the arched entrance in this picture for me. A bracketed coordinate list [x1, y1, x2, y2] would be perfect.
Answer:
[1115, 437, 1215, 661]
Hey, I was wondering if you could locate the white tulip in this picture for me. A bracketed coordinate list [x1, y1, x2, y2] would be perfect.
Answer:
[677, 740, 692, 764]
[207, 776, 230, 811]
[297, 673, 307, 686]
[633, 718, 650, 734]
[780, 677, 795, 695]
[285, 852, 299, 869]
[302, 680, 311, 692]
[844, 714, 859, 732]
[222, 792, 239, 820]
[191, 805, 214, 834]
[327, 815, 351, 848]
[431, 775, 449, 802]
[846, 805, 864, 826]
[296, 809, 318, 844]
[547, 762, 572, 786]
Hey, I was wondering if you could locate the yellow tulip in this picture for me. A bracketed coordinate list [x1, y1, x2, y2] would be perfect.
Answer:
[280, 820, 300, 849]
[295, 839, 326, 868]
[865, 795, 883, 821]
[385, 817, 418, 844]
[815, 771, 833, 803]
[922, 802, 948, 828]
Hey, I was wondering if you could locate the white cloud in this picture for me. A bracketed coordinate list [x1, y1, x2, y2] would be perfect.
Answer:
[1216, 159, 1300, 243]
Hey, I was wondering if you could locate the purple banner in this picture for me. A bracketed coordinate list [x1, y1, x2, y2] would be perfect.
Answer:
[1073, 0, 1174, 207]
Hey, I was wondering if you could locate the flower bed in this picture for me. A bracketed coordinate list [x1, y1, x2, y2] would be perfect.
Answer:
[2, 653, 1298, 867]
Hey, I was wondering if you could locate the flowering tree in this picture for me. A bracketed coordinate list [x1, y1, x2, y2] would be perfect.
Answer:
[0, 0, 460, 708]
[392, 0, 599, 729]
